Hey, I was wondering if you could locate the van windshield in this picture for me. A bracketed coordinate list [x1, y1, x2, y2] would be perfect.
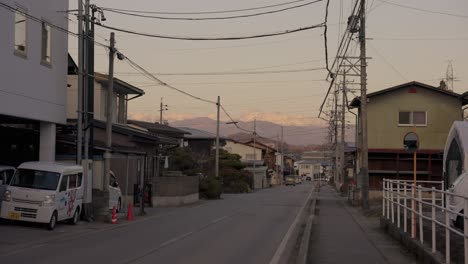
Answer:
[10, 169, 60, 191]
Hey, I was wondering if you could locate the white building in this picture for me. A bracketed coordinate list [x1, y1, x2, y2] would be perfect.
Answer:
[0, 0, 68, 161]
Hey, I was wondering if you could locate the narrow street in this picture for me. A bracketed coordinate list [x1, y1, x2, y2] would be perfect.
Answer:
[0, 183, 313, 264]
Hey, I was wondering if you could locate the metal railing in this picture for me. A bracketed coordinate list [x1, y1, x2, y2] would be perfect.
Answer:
[382, 179, 468, 264]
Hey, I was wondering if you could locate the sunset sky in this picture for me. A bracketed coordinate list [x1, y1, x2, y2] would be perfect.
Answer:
[67, 0, 468, 127]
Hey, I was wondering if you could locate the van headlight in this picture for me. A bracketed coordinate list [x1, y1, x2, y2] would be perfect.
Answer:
[3, 190, 11, 202]
[43, 195, 55, 206]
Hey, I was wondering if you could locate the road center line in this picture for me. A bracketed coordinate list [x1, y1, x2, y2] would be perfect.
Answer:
[210, 215, 228, 224]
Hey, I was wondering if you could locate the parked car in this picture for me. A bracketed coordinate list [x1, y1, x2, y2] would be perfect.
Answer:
[448, 171, 468, 229]
[0, 166, 16, 210]
[0, 162, 83, 230]
[305, 175, 312, 181]
[285, 176, 296, 186]
[109, 171, 122, 212]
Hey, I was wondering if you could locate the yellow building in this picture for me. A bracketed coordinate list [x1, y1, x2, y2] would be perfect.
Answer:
[350, 81, 467, 189]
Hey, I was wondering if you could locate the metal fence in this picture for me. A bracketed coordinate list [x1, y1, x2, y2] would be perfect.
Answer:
[382, 179, 468, 264]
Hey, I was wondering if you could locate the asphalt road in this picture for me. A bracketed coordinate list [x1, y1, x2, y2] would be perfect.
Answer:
[0, 183, 313, 264]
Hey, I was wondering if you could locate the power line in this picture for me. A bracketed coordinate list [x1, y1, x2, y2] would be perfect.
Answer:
[368, 43, 407, 81]
[100, 0, 324, 21]
[373, 37, 468, 41]
[122, 55, 217, 104]
[115, 67, 325, 76]
[96, 22, 325, 41]
[99, 0, 312, 15]
[377, 0, 468, 19]
[318, 0, 360, 118]
[131, 79, 327, 86]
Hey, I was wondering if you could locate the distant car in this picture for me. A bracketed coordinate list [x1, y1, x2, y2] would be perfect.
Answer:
[285, 176, 296, 186]
[305, 176, 312, 181]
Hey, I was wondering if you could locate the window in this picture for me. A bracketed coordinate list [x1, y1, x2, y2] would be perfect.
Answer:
[398, 111, 427, 126]
[14, 7, 27, 56]
[59, 175, 68, 192]
[398, 112, 411, 125]
[68, 174, 77, 189]
[41, 21, 51, 64]
[10, 169, 60, 191]
[5, 170, 15, 184]
[77, 173, 82, 187]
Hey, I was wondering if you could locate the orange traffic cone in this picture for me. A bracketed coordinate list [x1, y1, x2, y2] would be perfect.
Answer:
[127, 202, 134, 221]
[111, 206, 117, 224]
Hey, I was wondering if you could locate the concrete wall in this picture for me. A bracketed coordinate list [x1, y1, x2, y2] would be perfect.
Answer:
[0, 0, 68, 124]
[368, 86, 462, 150]
[153, 176, 199, 207]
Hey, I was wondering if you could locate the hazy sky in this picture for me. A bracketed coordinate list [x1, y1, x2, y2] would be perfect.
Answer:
[68, 0, 468, 128]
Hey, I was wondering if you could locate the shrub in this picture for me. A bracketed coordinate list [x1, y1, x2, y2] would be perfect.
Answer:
[199, 176, 222, 199]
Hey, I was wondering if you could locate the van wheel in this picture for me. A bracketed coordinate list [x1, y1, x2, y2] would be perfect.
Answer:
[47, 211, 58, 230]
[70, 208, 79, 225]
[456, 210, 464, 230]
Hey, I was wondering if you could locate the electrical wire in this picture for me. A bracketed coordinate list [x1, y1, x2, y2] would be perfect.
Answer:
[96, 22, 325, 41]
[377, 0, 468, 19]
[122, 55, 217, 104]
[318, 0, 360, 118]
[101, 0, 324, 21]
[99, 0, 312, 15]
[115, 67, 325, 76]
[368, 43, 407, 81]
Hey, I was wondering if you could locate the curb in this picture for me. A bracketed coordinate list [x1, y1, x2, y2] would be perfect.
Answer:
[296, 184, 319, 264]
[269, 182, 319, 264]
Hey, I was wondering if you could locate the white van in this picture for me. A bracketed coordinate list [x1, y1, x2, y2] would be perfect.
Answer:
[0, 166, 16, 210]
[0, 162, 83, 230]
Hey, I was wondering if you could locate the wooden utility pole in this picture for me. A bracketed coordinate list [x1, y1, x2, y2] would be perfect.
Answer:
[77, 0, 84, 165]
[359, 0, 369, 209]
[334, 87, 339, 187]
[253, 119, 257, 171]
[104, 32, 115, 195]
[341, 71, 347, 193]
[215, 96, 220, 179]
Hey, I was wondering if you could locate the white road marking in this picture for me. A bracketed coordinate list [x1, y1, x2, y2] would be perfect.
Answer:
[0, 243, 47, 257]
[159, 231, 194, 247]
[269, 185, 315, 264]
[210, 215, 228, 224]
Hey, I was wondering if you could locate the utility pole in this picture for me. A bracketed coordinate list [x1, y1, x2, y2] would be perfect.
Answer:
[334, 87, 339, 187]
[159, 97, 168, 124]
[215, 96, 220, 180]
[359, 0, 369, 210]
[83, 0, 94, 220]
[103, 32, 115, 217]
[253, 119, 257, 171]
[341, 70, 347, 194]
[77, 0, 84, 165]
[281, 126, 284, 182]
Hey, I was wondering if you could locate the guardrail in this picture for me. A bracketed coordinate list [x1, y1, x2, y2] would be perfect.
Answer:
[382, 179, 468, 263]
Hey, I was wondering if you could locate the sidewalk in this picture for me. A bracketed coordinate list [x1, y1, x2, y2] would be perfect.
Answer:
[308, 185, 417, 264]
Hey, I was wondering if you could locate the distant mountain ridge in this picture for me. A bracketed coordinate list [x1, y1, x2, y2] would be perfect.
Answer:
[169, 117, 354, 146]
